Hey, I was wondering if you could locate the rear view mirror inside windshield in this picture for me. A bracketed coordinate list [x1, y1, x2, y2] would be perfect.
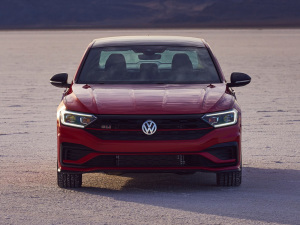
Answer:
[138, 54, 161, 60]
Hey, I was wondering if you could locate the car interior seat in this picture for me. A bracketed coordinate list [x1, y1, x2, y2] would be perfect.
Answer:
[105, 54, 127, 80]
[171, 53, 193, 81]
[139, 63, 158, 81]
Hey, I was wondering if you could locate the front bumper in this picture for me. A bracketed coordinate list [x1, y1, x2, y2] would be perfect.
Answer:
[57, 124, 241, 173]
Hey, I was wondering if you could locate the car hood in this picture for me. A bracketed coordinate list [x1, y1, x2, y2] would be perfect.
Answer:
[64, 84, 235, 114]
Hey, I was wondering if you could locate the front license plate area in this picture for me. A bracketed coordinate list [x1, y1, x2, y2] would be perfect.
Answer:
[117, 155, 183, 167]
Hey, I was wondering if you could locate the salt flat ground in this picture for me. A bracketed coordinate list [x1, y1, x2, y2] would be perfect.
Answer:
[0, 29, 299, 225]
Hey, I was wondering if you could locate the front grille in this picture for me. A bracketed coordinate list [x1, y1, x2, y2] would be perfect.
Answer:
[87, 115, 210, 130]
[78, 154, 235, 168]
[85, 114, 213, 140]
[75, 155, 182, 168]
[86, 129, 212, 140]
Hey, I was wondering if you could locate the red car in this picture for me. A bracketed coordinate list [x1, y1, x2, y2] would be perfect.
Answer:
[50, 36, 251, 188]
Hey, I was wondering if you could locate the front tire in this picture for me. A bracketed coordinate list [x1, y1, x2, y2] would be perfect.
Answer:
[216, 170, 242, 187]
[57, 171, 82, 188]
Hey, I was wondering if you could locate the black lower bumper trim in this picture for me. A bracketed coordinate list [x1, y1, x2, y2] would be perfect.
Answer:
[60, 142, 239, 169]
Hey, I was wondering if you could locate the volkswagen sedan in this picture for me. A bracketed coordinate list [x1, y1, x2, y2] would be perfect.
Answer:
[50, 36, 251, 188]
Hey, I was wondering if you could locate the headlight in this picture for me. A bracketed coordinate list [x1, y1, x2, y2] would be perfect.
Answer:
[202, 109, 238, 128]
[60, 110, 97, 128]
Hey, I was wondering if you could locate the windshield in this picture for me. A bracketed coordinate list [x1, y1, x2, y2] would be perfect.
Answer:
[77, 46, 221, 84]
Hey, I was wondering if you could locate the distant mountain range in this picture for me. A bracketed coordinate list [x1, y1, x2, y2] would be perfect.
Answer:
[1, 0, 300, 29]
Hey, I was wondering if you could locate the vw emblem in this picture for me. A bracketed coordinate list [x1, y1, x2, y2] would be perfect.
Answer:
[142, 120, 157, 135]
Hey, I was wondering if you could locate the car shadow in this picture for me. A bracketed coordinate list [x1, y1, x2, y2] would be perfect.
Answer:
[74, 167, 300, 224]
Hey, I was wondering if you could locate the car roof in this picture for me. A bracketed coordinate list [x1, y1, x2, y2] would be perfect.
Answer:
[91, 36, 206, 48]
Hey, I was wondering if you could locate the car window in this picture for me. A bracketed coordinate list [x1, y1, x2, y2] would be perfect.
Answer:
[77, 46, 221, 84]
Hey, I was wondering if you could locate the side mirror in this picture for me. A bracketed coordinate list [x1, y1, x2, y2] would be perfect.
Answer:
[227, 72, 251, 87]
[50, 73, 71, 88]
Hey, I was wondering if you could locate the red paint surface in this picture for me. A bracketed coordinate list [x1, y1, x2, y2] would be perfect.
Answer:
[64, 83, 235, 115]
